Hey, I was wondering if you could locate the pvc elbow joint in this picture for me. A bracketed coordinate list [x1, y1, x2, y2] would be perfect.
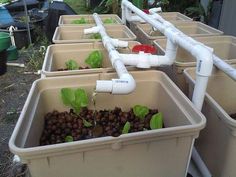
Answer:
[111, 39, 128, 48]
[192, 44, 213, 77]
[84, 26, 100, 34]
[95, 74, 136, 94]
[149, 7, 162, 13]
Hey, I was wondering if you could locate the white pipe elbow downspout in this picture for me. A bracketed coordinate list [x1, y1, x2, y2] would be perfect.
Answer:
[190, 44, 213, 110]
[96, 51, 136, 94]
[89, 13, 136, 94]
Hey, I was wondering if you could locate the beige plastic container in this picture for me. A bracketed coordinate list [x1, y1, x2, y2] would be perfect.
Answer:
[58, 14, 123, 26]
[129, 12, 192, 34]
[153, 35, 236, 94]
[53, 25, 136, 44]
[136, 21, 223, 44]
[9, 71, 206, 177]
[184, 66, 236, 177]
[42, 41, 140, 77]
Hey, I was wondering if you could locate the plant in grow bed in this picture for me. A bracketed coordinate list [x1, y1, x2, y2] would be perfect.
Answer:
[85, 50, 103, 68]
[71, 17, 88, 24]
[103, 18, 115, 24]
[133, 105, 149, 120]
[61, 88, 88, 114]
[122, 121, 131, 134]
[90, 33, 102, 39]
[65, 59, 79, 70]
[150, 112, 163, 130]
[40, 91, 164, 145]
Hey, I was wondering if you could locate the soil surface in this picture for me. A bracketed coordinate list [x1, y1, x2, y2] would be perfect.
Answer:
[0, 65, 39, 176]
[40, 107, 160, 146]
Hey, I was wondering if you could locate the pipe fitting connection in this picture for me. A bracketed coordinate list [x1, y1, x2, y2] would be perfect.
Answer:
[111, 39, 128, 48]
[191, 44, 213, 77]
[96, 74, 136, 94]
[84, 26, 100, 34]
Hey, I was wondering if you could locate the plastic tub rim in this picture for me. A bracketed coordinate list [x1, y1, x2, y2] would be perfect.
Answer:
[183, 67, 236, 130]
[58, 14, 123, 26]
[137, 21, 223, 40]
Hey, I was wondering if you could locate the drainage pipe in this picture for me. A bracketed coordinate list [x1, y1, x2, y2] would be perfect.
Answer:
[84, 13, 136, 94]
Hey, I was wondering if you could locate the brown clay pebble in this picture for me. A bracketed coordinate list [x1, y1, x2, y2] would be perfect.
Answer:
[39, 107, 163, 146]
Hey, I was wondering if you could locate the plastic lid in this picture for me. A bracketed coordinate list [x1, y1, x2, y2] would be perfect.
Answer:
[132, 44, 157, 54]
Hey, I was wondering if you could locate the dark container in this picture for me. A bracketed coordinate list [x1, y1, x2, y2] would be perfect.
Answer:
[5, 0, 40, 12]
[0, 22, 34, 49]
[45, 1, 76, 41]
[0, 49, 7, 75]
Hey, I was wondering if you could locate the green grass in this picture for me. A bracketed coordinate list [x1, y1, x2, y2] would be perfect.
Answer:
[64, 0, 91, 14]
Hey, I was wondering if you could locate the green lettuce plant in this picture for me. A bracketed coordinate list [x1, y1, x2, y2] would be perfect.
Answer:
[85, 50, 103, 68]
[150, 112, 163, 130]
[133, 105, 149, 120]
[65, 59, 79, 70]
[61, 88, 88, 114]
[90, 33, 102, 39]
[122, 121, 131, 134]
[71, 17, 88, 24]
[103, 18, 115, 24]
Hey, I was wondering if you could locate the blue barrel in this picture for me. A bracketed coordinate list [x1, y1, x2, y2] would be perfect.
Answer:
[0, 7, 14, 25]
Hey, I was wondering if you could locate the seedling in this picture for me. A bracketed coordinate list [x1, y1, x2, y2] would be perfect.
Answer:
[85, 50, 103, 68]
[71, 17, 88, 24]
[133, 105, 149, 120]
[150, 112, 163, 130]
[65, 59, 79, 70]
[90, 33, 102, 39]
[122, 121, 131, 134]
[103, 18, 115, 24]
[83, 118, 93, 127]
[61, 88, 88, 115]
[65, 135, 73, 142]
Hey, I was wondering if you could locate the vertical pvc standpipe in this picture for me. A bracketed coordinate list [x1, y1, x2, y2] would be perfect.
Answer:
[91, 13, 136, 94]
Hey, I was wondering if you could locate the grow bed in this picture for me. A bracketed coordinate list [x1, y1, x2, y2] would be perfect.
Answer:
[58, 14, 122, 26]
[153, 35, 236, 94]
[9, 71, 205, 177]
[184, 66, 236, 177]
[41, 41, 140, 77]
[52, 25, 136, 44]
[136, 21, 223, 44]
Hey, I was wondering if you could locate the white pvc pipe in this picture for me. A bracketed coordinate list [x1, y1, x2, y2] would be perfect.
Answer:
[85, 13, 136, 94]
[192, 147, 212, 177]
[121, 1, 213, 177]
[213, 55, 236, 81]
[119, 39, 177, 68]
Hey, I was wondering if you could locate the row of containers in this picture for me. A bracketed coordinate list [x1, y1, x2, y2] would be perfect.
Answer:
[9, 12, 236, 177]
